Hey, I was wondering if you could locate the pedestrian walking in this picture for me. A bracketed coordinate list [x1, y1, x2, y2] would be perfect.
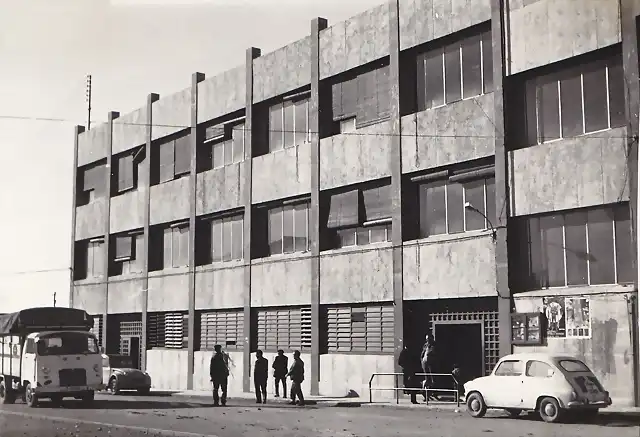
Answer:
[286, 350, 305, 406]
[254, 350, 268, 404]
[398, 345, 420, 404]
[451, 363, 465, 400]
[420, 333, 437, 401]
[209, 344, 229, 406]
[272, 349, 288, 398]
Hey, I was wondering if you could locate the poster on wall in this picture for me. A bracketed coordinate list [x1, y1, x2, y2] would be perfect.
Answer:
[543, 296, 566, 338]
[565, 297, 591, 338]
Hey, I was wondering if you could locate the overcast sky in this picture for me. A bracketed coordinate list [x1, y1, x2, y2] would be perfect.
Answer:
[0, 0, 382, 310]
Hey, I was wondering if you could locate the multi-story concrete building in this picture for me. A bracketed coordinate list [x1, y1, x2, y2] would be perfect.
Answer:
[69, 0, 640, 406]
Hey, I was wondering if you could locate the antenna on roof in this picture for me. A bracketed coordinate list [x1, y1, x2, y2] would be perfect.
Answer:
[85, 74, 92, 130]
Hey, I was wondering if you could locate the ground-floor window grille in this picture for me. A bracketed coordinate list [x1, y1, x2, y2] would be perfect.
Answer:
[148, 312, 188, 349]
[198, 310, 244, 351]
[256, 306, 311, 352]
[324, 304, 394, 353]
[90, 314, 103, 348]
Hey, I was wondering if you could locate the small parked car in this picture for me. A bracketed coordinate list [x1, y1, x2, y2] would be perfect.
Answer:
[463, 352, 612, 423]
[102, 354, 152, 395]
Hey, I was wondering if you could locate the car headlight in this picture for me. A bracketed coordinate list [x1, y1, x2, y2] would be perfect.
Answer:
[41, 367, 50, 375]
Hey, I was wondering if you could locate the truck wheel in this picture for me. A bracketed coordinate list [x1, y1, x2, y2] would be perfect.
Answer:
[24, 383, 38, 408]
[0, 380, 15, 405]
[80, 390, 94, 406]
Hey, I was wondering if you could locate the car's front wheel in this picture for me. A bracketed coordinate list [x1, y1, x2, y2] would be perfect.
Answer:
[466, 392, 487, 418]
[539, 396, 563, 423]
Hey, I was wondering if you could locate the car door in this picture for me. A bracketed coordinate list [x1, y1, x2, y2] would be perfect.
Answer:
[521, 360, 556, 409]
[483, 359, 524, 408]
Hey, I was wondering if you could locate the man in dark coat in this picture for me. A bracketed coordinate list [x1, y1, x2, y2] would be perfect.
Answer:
[286, 350, 305, 406]
[254, 350, 268, 404]
[210, 344, 229, 406]
[398, 345, 419, 404]
[272, 349, 288, 398]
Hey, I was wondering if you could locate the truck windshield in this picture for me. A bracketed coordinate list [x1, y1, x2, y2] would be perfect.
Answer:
[37, 332, 99, 356]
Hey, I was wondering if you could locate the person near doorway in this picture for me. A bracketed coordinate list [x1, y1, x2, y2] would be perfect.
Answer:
[254, 350, 268, 404]
[420, 334, 437, 401]
[286, 350, 305, 406]
[210, 344, 229, 406]
[398, 345, 419, 404]
[451, 363, 465, 400]
[272, 349, 288, 398]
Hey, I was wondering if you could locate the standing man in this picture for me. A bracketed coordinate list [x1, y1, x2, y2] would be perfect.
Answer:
[272, 349, 288, 398]
[254, 350, 268, 404]
[210, 344, 229, 406]
[421, 334, 436, 401]
[398, 345, 419, 404]
[286, 350, 305, 406]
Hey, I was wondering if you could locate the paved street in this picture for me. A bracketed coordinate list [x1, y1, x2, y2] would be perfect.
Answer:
[0, 392, 636, 437]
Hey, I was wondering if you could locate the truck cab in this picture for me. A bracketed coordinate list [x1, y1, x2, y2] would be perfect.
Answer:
[0, 307, 104, 407]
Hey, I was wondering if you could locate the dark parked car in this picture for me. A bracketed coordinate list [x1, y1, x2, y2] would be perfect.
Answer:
[102, 354, 152, 395]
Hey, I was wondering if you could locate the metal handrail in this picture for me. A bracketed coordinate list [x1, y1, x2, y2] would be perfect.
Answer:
[368, 372, 461, 407]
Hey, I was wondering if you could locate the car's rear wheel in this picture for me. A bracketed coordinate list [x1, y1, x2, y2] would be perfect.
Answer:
[109, 377, 120, 395]
[466, 392, 487, 418]
[0, 380, 15, 405]
[505, 408, 522, 418]
[539, 397, 562, 423]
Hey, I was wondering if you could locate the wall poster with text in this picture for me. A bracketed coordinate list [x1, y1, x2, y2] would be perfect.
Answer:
[565, 297, 591, 338]
[543, 296, 566, 338]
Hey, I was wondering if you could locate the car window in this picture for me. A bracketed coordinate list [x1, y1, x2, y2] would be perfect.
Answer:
[494, 360, 523, 376]
[558, 359, 590, 372]
[526, 360, 555, 378]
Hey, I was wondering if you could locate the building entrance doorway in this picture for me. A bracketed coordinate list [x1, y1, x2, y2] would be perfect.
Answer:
[432, 321, 484, 393]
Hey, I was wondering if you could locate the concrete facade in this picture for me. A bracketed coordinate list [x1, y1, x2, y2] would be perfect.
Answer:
[69, 0, 640, 407]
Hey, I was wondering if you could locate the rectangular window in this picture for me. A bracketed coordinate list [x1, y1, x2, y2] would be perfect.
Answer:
[116, 154, 135, 193]
[267, 202, 309, 256]
[114, 234, 133, 261]
[337, 224, 391, 248]
[206, 122, 245, 170]
[163, 224, 189, 269]
[462, 34, 482, 99]
[173, 133, 191, 175]
[209, 215, 243, 263]
[417, 173, 495, 238]
[87, 239, 104, 278]
[444, 43, 462, 104]
[269, 98, 310, 152]
[521, 52, 625, 145]
[158, 141, 175, 183]
[198, 310, 244, 351]
[325, 304, 394, 353]
[482, 30, 493, 93]
[513, 203, 632, 291]
[256, 307, 311, 352]
[147, 312, 188, 349]
[80, 163, 106, 201]
[423, 50, 444, 109]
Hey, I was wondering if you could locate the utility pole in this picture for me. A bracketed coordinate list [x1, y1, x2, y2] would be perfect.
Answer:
[53, 292, 57, 307]
[86, 74, 92, 130]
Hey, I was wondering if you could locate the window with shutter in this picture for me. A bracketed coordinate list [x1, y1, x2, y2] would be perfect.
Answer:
[256, 307, 311, 352]
[114, 234, 133, 260]
[362, 184, 392, 222]
[326, 190, 360, 229]
[117, 154, 134, 192]
[158, 141, 175, 183]
[147, 312, 187, 349]
[199, 310, 244, 351]
[326, 304, 394, 353]
[174, 133, 191, 175]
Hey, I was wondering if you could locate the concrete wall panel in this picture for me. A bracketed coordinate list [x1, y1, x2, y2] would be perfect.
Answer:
[253, 37, 311, 103]
[77, 124, 109, 167]
[507, 0, 621, 75]
[319, 120, 391, 190]
[398, 0, 491, 51]
[110, 189, 146, 234]
[197, 66, 246, 124]
[401, 93, 495, 173]
[75, 198, 107, 240]
[196, 163, 245, 216]
[319, 354, 395, 401]
[252, 142, 311, 204]
[147, 270, 189, 312]
[149, 177, 190, 225]
[147, 349, 189, 391]
[403, 234, 496, 300]
[151, 87, 191, 141]
[513, 287, 634, 406]
[194, 351, 244, 395]
[71, 284, 105, 315]
[112, 108, 147, 155]
[251, 256, 312, 307]
[108, 278, 144, 314]
[320, 247, 393, 304]
[509, 128, 628, 216]
[195, 264, 245, 310]
[319, 4, 389, 79]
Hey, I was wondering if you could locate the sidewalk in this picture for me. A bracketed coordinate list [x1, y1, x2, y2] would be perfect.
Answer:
[169, 389, 640, 417]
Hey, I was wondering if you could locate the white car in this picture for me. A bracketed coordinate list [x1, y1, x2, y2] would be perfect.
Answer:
[463, 353, 612, 423]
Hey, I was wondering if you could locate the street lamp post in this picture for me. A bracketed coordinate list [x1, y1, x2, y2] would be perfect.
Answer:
[464, 201, 497, 241]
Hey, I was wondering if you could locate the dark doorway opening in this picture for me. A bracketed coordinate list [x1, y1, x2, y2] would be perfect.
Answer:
[432, 322, 484, 394]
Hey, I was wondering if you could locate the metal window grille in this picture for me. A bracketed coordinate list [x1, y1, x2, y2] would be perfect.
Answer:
[256, 307, 311, 352]
[326, 304, 394, 353]
[199, 310, 244, 351]
[148, 312, 188, 349]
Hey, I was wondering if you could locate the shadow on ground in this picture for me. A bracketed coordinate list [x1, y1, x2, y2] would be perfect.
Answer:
[493, 411, 640, 428]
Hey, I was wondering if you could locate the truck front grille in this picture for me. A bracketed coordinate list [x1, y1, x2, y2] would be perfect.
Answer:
[58, 368, 87, 387]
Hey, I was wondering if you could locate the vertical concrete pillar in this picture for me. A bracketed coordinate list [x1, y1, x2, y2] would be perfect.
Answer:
[620, 0, 640, 405]
[490, 0, 512, 358]
[187, 73, 206, 390]
[388, 0, 404, 375]
[102, 111, 120, 353]
[70, 125, 85, 308]
[243, 47, 261, 393]
[142, 93, 159, 371]
[310, 16, 328, 397]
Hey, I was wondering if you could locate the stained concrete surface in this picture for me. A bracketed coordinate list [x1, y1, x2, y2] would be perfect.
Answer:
[0, 392, 637, 437]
